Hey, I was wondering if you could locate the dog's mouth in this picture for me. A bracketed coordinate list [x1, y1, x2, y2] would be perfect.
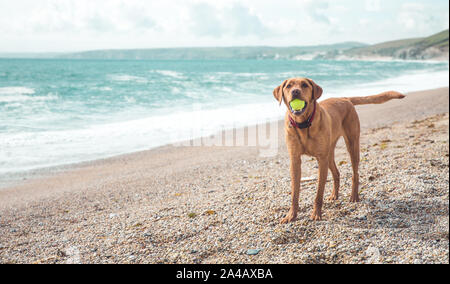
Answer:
[290, 101, 308, 116]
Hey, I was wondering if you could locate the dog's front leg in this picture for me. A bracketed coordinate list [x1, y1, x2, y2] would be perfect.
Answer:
[311, 157, 329, 221]
[280, 154, 301, 224]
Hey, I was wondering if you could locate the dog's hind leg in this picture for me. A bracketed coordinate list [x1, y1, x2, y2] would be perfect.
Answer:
[343, 109, 361, 202]
[328, 140, 340, 201]
[345, 137, 360, 202]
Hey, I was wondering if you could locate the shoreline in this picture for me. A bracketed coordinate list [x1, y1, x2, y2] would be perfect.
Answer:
[0, 87, 448, 264]
[1, 61, 448, 178]
[1, 86, 449, 192]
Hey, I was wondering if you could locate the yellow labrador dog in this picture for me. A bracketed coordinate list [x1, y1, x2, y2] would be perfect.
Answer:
[273, 78, 405, 223]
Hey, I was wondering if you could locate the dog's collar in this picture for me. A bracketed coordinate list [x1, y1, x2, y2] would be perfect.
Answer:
[288, 101, 317, 129]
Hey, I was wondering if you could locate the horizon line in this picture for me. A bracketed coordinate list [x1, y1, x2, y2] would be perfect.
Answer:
[0, 41, 368, 55]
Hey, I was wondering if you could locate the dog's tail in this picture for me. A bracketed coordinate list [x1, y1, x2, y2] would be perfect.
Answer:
[346, 91, 405, 106]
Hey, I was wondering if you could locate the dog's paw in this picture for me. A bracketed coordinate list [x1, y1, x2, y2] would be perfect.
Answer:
[328, 194, 338, 201]
[280, 212, 297, 224]
[350, 195, 360, 203]
[310, 211, 322, 221]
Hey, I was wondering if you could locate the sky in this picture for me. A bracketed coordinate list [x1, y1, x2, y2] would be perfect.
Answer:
[0, 0, 448, 53]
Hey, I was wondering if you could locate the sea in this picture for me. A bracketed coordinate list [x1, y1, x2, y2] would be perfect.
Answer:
[0, 58, 448, 177]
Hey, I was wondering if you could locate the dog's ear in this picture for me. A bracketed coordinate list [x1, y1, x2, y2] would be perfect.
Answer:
[306, 78, 323, 100]
[273, 80, 287, 105]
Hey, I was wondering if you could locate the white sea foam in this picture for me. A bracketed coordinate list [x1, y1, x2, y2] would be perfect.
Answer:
[0, 99, 284, 174]
[0, 87, 59, 103]
[124, 96, 136, 103]
[211, 72, 268, 77]
[91, 86, 113, 91]
[0, 86, 35, 95]
[170, 86, 182, 94]
[151, 70, 184, 79]
[323, 69, 449, 100]
[109, 74, 148, 83]
[292, 52, 325, 60]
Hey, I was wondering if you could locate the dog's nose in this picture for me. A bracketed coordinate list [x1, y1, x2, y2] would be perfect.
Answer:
[291, 88, 301, 97]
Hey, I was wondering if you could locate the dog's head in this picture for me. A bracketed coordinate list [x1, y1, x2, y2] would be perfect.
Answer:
[273, 77, 322, 119]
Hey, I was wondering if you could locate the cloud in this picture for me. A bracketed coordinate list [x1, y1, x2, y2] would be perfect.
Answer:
[189, 3, 225, 37]
[397, 3, 440, 32]
[121, 5, 157, 32]
[398, 3, 423, 30]
[306, 1, 331, 24]
[227, 4, 269, 37]
[2, 0, 157, 35]
[188, 2, 270, 38]
[0, 0, 448, 52]
[365, 0, 381, 12]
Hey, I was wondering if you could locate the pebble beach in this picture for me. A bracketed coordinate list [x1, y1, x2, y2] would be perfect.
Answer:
[0, 87, 448, 264]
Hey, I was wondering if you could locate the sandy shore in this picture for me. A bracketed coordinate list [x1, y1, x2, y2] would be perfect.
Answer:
[0, 87, 448, 264]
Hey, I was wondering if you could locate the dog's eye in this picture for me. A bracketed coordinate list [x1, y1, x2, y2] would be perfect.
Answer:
[302, 83, 308, 88]
[286, 84, 292, 89]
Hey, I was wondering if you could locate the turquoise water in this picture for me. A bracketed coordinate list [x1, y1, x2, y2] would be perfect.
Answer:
[0, 58, 448, 174]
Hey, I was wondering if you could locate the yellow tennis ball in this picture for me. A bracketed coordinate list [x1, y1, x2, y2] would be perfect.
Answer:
[290, 99, 305, 111]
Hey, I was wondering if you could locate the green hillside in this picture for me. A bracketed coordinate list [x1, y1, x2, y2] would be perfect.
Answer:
[1, 30, 447, 61]
[342, 29, 449, 60]
[418, 29, 449, 50]
[59, 42, 366, 60]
